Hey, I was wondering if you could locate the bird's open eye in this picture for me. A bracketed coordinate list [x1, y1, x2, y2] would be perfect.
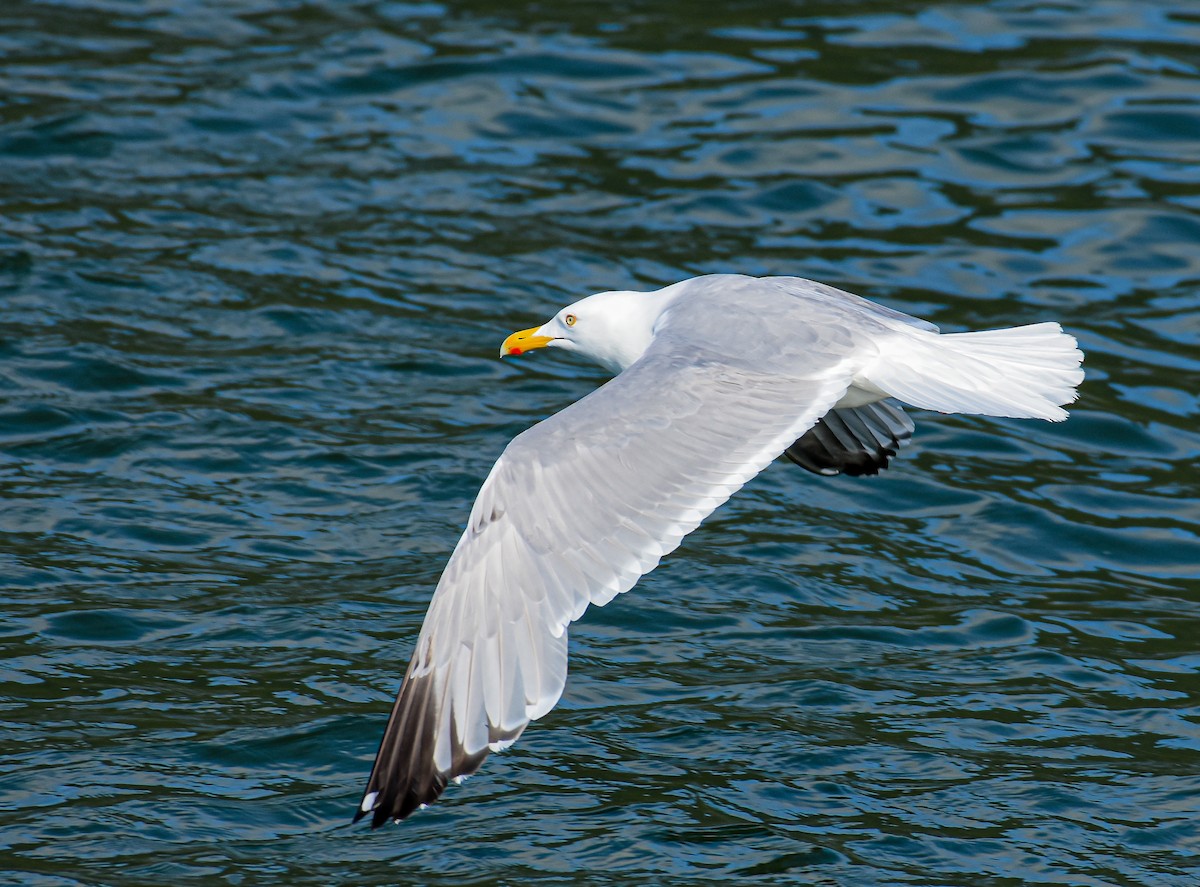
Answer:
[564, 314, 577, 327]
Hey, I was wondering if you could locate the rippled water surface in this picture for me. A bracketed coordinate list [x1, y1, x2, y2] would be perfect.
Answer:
[3, 1, 1199, 884]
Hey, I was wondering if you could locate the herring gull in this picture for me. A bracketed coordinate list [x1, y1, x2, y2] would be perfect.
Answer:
[355, 273, 1084, 826]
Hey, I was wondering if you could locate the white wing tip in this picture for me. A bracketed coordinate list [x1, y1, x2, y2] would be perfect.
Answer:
[360, 791, 379, 813]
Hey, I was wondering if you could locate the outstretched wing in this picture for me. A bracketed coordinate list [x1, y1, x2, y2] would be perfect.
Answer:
[356, 314, 866, 826]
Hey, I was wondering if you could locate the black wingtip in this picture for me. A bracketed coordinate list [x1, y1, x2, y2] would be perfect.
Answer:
[356, 659, 510, 828]
[355, 667, 450, 827]
[785, 401, 913, 478]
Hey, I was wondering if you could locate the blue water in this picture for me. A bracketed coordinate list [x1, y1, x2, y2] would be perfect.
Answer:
[2, 1, 1199, 884]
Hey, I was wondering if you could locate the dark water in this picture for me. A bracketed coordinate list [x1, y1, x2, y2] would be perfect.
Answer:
[2, 1, 1199, 884]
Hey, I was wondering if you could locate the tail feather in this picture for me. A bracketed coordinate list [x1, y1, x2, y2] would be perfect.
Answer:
[868, 322, 1084, 422]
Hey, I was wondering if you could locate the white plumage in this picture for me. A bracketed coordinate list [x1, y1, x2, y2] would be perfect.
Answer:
[355, 274, 1084, 826]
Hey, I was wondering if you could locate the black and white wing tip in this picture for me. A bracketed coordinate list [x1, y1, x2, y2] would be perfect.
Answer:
[785, 400, 914, 477]
[353, 664, 526, 827]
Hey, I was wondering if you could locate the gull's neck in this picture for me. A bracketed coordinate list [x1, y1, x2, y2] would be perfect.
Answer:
[583, 282, 686, 373]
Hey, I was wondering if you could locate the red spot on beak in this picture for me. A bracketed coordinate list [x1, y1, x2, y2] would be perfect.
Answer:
[510, 347, 522, 356]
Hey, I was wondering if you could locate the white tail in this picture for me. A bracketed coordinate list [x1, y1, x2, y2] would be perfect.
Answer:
[868, 322, 1084, 422]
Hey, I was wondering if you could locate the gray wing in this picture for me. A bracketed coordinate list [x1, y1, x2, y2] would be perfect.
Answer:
[771, 276, 940, 333]
[356, 312, 865, 826]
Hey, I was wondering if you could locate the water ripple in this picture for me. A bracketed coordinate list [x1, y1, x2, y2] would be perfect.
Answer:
[1, 0, 1199, 884]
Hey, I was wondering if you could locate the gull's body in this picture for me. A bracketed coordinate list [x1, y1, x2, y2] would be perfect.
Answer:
[356, 274, 1083, 826]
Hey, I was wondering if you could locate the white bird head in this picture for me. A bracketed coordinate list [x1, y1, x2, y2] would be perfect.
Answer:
[500, 288, 670, 374]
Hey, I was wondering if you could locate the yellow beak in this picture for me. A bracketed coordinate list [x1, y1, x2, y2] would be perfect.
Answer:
[501, 326, 554, 358]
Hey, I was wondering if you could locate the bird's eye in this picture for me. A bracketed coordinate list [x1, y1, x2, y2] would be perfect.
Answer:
[564, 314, 577, 327]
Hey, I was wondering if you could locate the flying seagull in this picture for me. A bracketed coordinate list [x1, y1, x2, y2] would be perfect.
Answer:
[355, 273, 1083, 827]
